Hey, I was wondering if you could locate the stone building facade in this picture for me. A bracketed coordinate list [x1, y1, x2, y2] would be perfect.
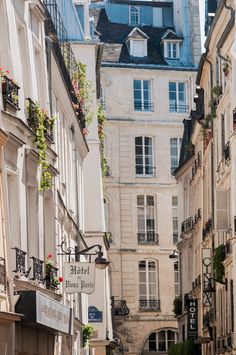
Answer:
[90, 0, 201, 353]
[174, 0, 236, 354]
[0, 0, 113, 354]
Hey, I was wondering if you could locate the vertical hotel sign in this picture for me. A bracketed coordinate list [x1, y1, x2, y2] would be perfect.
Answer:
[187, 299, 198, 339]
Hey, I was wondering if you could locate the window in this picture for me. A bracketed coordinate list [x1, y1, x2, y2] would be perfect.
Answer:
[144, 330, 178, 351]
[174, 261, 180, 296]
[170, 138, 182, 174]
[167, 42, 179, 59]
[133, 80, 153, 111]
[139, 260, 159, 310]
[169, 82, 187, 112]
[132, 40, 146, 57]
[135, 136, 154, 176]
[172, 196, 178, 243]
[137, 195, 156, 243]
[129, 5, 139, 26]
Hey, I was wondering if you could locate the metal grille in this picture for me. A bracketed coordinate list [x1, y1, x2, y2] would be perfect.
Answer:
[137, 233, 159, 244]
[12, 247, 27, 275]
[31, 257, 44, 282]
[2, 75, 20, 110]
[139, 299, 161, 311]
[0, 257, 6, 292]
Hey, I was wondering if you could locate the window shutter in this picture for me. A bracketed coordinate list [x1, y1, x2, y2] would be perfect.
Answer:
[216, 190, 229, 230]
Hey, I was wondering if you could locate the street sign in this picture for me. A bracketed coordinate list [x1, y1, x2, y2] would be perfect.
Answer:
[88, 306, 103, 322]
[63, 262, 95, 294]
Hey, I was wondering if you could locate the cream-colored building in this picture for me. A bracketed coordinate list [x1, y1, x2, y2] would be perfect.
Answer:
[175, 1, 236, 354]
[90, 0, 201, 353]
[0, 0, 113, 354]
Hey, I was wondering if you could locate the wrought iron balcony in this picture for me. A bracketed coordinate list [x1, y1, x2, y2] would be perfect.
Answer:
[30, 257, 44, 282]
[26, 98, 54, 142]
[12, 247, 28, 276]
[225, 239, 232, 256]
[134, 101, 154, 112]
[45, 264, 59, 289]
[169, 104, 189, 113]
[0, 257, 6, 292]
[137, 233, 159, 245]
[135, 166, 156, 176]
[2, 75, 20, 110]
[181, 217, 194, 234]
[224, 142, 230, 164]
[114, 300, 129, 317]
[139, 299, 161, 311]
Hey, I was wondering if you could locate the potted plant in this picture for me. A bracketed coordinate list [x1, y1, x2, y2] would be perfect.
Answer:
[45, 254, 63, 289]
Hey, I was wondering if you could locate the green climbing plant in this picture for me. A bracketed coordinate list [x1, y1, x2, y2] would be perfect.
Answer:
[173, 296, 182, 317]
[213, 244, 225, 283]
[97, 104, 109, 177]
[82, 324, 94, 348]
[72, 61, 93, 130]
[26, 100, 53, 191]
[168, 340, 195, 355]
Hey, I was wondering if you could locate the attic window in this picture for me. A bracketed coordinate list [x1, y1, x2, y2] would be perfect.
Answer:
[131, 39, 147, 57]
[164, 41, 180, 59]
[129, 6, 139, 26]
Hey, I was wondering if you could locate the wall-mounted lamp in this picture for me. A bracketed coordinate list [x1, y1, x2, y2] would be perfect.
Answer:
[57, 241, 110, 269]
[169, 250, 179, 259]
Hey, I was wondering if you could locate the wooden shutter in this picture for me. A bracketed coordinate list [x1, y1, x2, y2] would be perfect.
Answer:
[216, 190, 229, 230]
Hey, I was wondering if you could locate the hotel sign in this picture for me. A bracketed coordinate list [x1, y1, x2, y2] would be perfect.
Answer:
[63, 262, 95, 294]
[187, 298, 198, 339]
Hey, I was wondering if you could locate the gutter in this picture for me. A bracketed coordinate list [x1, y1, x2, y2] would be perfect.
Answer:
[101, 62, 198, 71]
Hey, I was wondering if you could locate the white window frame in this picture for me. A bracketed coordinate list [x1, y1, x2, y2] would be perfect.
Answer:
[135, 136, 154, 176]
[139, 259, 158, 301]
[146, 329, 178, 352]
[165, 41, 179, 59]
[130, 39, 147, 58]
[137, 195, 156, 236]
[172, 196, 178, 244]
[174, 261, 180, 296]
[100, 85, 106, 109]
[169, 81, 187, 113]
[133, 79, 153, 112]
[170, 138, 182, 174]
[129, 5, 140, 26]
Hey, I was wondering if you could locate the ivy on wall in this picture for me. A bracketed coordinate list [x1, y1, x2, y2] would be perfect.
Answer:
[97, 104, 109, 177]
[213, 244, 225, 283]
[82, 324, 94, 348]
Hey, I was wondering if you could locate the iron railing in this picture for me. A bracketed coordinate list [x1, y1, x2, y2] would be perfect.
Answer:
[137, 233, 159, 244]
[134, 101, 154, 112]
[30, 257, 44, 282]
[192, 152, 202, 179]
[181, 217, 194, 234]
[139, 299, 161, 311]
[202, 218, 212, 240]
[0, 257, 6, 292]
[169, 104, 189, 113]
[12, 247, 28, 276]
[225, 239, 232, 256]
[135, 166, 156, 176]
[114, 300, 129, 317]
[2, 75, 20, 110]
[45, 264, 59, 289]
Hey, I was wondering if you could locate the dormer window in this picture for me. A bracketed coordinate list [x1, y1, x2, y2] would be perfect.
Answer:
[126, 28, 149, 58]
[161, 30, 183, 60]
[129, 5, 140, 26]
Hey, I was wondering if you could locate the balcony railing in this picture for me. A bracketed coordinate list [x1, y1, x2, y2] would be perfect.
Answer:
[2, 75, 20, 110]
[12, 247, 27, 276]
[114, 300, 129, 317]
[30, 257, 44, 282]
[224, 142, 230, 164]
[139, 299, 161, 311]
[137, 233, 159, 245]
[134, 101, 154, 112]
[135, 166, 156, 176]
[181, 209, 201, 235]
[26, 98, 54, 143]
[0, 257, 6, 292]
[45, 264, 59, 289]
[169, 104, 189, 113]
[192, 152, 202, 179]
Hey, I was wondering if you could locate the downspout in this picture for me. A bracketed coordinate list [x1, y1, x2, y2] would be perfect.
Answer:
[45, 36, 53, 116]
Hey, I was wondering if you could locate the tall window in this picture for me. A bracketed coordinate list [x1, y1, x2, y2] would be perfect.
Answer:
[170, 138, 182, 174]
[133, 80, 153, 111]
[144, 330, 178, 351]
[174, 261, 180, 296]
[169, 82, 187, 112]
[137, 195, 156, 242]
[139, 260, 159, 310]
[100, 85, 106, 109]
[172, 196, 178, 243]
[129, 5, 139, 26]
[135, 136, 154, 176]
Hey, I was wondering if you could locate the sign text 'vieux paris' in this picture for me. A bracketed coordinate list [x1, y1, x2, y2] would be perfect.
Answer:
[63, 262, 95, 294]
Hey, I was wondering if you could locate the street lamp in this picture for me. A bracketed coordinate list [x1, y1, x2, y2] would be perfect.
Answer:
[169, 250, 179, 259]
[57, 241, 110, 269]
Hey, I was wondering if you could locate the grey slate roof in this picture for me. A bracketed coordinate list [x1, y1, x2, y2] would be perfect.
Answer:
[90, 7, 170, 65]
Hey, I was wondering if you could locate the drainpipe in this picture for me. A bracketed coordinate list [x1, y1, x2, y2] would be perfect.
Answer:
[45, 36, 53, 116]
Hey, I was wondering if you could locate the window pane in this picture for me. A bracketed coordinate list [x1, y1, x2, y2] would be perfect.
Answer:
[149, 333, 156, 351]
[172, 196, 178, 206]
[147, 195, 154, 206]
[148, 261, 155, 270]
[136, 166, 143, 174]
[137, 195, 144, 206]
[135, 136, 142, 145]
[139, 260, 146, 269]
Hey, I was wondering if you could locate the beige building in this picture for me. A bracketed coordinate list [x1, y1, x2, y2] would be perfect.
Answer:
[90, 0, 201, 353]
[174, 0, 236, 354]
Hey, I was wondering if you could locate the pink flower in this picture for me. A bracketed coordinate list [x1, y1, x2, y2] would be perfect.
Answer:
[6, 70, 10, 74]
[47, 253, 53, 259]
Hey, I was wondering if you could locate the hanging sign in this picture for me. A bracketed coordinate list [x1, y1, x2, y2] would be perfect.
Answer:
[63, 262, 95, 294]
[187, 298, 198, 339]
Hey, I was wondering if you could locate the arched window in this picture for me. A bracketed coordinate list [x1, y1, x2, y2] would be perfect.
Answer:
[129, 5, 139, 26]
[143, 329, 178, 352]
[139, 259, 159, 310]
